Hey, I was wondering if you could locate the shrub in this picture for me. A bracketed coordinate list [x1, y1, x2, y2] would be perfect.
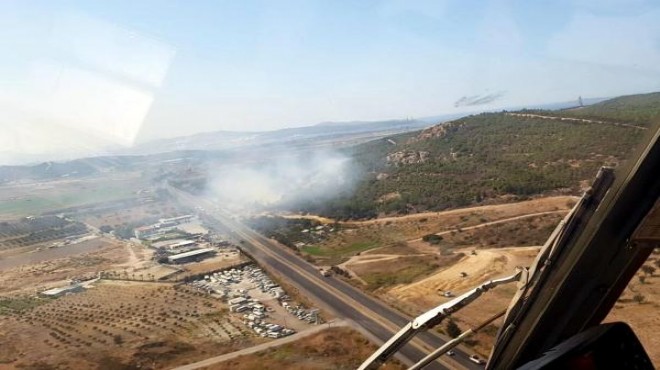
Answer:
[422, 234, 443, 245]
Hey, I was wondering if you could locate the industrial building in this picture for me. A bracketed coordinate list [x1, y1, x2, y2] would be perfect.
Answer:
[167, 248, 216, 264]
[159, 215, 193, 225]
[167, 240, 197, 250]
[39, 284, 84, 298]
[134, 225, 163, 239]
[134, 215, 196, 239]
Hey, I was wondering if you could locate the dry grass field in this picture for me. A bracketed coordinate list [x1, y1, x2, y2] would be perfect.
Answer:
[0, 238, 128, 294]
[309, 196, 576, 263]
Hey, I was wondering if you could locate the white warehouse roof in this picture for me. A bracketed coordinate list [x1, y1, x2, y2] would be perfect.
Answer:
[168, 248, 215, 261]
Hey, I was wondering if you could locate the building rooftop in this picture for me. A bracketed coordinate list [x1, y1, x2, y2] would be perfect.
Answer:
[40, 285, 83, 296]
[168, 248, 215, 261]
[169, 240, 197, 248]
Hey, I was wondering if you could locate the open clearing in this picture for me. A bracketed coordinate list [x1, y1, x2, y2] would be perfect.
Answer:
[386, 246, 540, 312]
[181, 252, 247, 276]
[309, 196, 576, 262]
[0, 238, 129, 294]
[382, 246, 541, 357]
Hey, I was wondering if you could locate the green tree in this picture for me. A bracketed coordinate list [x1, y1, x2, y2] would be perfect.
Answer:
[446, 319, 462, 338]
[422, 234, 443, 245]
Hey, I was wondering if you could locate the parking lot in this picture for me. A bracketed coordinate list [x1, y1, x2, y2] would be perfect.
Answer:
[189, 264, 319, 338]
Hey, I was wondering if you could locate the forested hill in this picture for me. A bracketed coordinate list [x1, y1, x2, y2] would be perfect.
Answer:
[294, 93, 658, 220]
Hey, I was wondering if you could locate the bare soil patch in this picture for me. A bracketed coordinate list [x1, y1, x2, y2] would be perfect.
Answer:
[0, 239, 128, 294]
[181, 253, 247, 276]
[383, 247, 540, 356]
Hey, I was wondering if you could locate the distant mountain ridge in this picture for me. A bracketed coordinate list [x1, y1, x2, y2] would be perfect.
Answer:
[0, 94, 644, 185]
[128, 118, 431, 156]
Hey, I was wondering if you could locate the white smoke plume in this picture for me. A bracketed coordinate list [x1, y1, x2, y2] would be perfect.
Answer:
[205, 150, 357, 215]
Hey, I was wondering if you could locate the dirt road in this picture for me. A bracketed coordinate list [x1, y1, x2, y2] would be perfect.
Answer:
[338, 210, 566, 284]
[172, 320, 350, 370]
[412, 210, 567, 241]
[342, 196, 576, 226]
[506, 112, 647, 130]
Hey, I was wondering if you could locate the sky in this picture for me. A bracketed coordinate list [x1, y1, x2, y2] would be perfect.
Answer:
[1, 0, 660, 163]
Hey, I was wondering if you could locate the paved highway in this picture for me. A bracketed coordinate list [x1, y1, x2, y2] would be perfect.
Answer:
[169, 187, 480, 370]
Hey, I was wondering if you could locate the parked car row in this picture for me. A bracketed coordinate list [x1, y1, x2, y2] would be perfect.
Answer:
[281, 301, 320, 324]
[188, 264, 320, 340]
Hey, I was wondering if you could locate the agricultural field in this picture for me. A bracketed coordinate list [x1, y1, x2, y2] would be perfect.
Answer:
[0, 173, 147, 219]
[0, 237, 129, 294]
[79, 200, 184, 230]
[0, 282, 252, 369]
[0, 216, 89, 257]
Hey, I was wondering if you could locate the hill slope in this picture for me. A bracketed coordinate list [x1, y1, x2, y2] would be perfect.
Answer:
[537, 92, 660, 128]
[295, 93, 658, 219]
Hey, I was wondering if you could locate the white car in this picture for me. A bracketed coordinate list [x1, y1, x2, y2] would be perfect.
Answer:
[469, 355, 486, 365]
[446, 350, 456, 356]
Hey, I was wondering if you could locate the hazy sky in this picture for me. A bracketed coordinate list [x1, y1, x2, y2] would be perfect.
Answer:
[1, 0, 660, 162]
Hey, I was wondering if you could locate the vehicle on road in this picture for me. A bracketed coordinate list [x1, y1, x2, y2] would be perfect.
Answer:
[469, 354, 486, 365]
[446, 350, 455, 356]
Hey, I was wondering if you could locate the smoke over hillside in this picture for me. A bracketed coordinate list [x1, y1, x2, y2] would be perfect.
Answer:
[205, 150, 358, 214]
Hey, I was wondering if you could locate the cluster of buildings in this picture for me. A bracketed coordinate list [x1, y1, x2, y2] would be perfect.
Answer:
[134, 215, 229, 265]
[134, 215, 195, 239]
[294, 224, 336, 249]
